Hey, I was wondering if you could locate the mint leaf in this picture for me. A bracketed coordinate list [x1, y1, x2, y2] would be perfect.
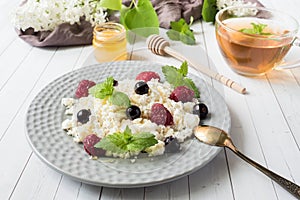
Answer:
[120, 0, 159, 37]
[178, 61, 188, 77]
[94, 126, 158, 154]
[162, 65, 185, 87]
[98, 0, 122, 10]
[202, 0, 217, 22]
[127, 132, 157, 152]
[162, 62, 200, 98]
[95, 126, 132, 154]
[167, 18, 196, 45]
[109, 91, 131, 107]
[240, 23, 272, 35]
[89, 77, 114, 99]
[166, 29, 180, 41]
[183, 78, 200, 98]
[95, 134, 128, 154]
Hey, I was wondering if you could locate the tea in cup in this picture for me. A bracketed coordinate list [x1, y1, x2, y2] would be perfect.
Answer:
[215, 6, 299, 76]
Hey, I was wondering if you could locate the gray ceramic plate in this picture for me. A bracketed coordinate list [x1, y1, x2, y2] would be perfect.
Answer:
[25, 61, 230, 188]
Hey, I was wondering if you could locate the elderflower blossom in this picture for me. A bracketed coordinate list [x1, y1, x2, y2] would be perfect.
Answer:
[11, 0, 107, 32]
[216, 0, 258, 16]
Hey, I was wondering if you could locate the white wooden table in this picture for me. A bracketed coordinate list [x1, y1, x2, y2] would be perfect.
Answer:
[1, 0, 300, 199]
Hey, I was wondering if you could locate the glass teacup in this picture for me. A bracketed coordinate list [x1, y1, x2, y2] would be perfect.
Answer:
[215, 6, 299, 76]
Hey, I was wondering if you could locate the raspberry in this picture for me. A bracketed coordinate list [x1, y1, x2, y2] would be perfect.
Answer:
[83, 134, 105, 157]
[75, 80, 96, 98]
[136, 71, 160, 82]
[150, 103, 174, 126]
[169, 86, 194, 103]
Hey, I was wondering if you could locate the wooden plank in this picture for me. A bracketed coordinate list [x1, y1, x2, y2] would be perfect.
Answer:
[0, 46, 83, 199]
[101, 188, 144, 200]
[144, 178, 189, 200]
[53, 177, 81, 200]
[0, 106, 32, 200]
[9, 155, 62, 200]
[77, 184, 101, 200]
[189, 152, 234, 200]
[0, 39, 32, 90]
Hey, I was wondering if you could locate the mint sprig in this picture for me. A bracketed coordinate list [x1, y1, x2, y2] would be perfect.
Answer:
[89, 77, 131, 107]
[240, 23, 272, 35]
[94, 126, 158, 154]
[167, 18, 196, 45]
[89, 76, 114, 99]
[162, 61, 200, 98]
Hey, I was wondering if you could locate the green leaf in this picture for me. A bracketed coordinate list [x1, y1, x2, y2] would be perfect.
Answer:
[109, 91, 131, 107]
[183, 78, 200, 98]
[162, 62, 200, 98]
[178, 61, 188, 77]
[120, 5, 130, 27]
[180, 31, 195, 45]
[94, 126, 158, 154]
[240, 23, 272, 35]
[123, 125, 132, 135]
[127, 132, 157, 152]
[98, 0, 122, 10]
[170, 19, 185, 32]
[166, 29, 180, 41]
[202, 0, 217, 22]
[167, 18, 196, 45]
[95, 134, 128, 154]
[89, 77, 114, 99]
[162, 65, 185, 87]
[121, 0, 159, 37]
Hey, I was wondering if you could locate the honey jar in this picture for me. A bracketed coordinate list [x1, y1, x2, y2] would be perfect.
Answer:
[93, 22, 127, 63]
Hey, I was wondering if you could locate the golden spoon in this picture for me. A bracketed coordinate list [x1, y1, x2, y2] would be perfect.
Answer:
[194, 125, 300, 199]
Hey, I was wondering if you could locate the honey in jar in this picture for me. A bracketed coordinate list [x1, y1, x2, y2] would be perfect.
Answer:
[93, 22, 127, 62]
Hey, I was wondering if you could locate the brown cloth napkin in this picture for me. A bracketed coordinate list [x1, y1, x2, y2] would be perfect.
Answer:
[16, 17, 93, 47]
[16, 0, 262, 47]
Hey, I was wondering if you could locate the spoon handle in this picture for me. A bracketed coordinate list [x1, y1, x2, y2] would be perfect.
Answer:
[230, 148, 300, 199]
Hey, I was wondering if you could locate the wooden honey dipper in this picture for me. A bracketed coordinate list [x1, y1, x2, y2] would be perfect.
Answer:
[146, 34, 246, 94]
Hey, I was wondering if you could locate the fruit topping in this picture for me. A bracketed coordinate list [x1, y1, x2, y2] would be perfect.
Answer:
[113, 79, 118, 86]
[164, 136, 180, 153]
[193, 103, 208, 120]
[126, 105, 141, 120]
[83, 134, 106, 157]
[77, 109, 91, 124]
[136, 71, 160, 82]
[75, 80, 96, 98]
[169, 85, 194, 103]
[134, 81, 149, 95]
[150, 103, 174, 126]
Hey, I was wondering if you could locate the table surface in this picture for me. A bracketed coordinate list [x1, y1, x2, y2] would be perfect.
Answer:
[1, 0, 300, 199]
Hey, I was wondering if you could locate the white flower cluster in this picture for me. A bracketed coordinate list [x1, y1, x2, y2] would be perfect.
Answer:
[217, 0, 257, 10]
[216, 0, 258, 16]
[11, 0, 107, 32]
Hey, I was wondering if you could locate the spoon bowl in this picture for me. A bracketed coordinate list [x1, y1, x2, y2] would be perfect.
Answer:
[194, 125, 300, 199]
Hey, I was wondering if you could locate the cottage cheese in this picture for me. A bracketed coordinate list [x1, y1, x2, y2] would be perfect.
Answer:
[61, 78, 200, 158]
